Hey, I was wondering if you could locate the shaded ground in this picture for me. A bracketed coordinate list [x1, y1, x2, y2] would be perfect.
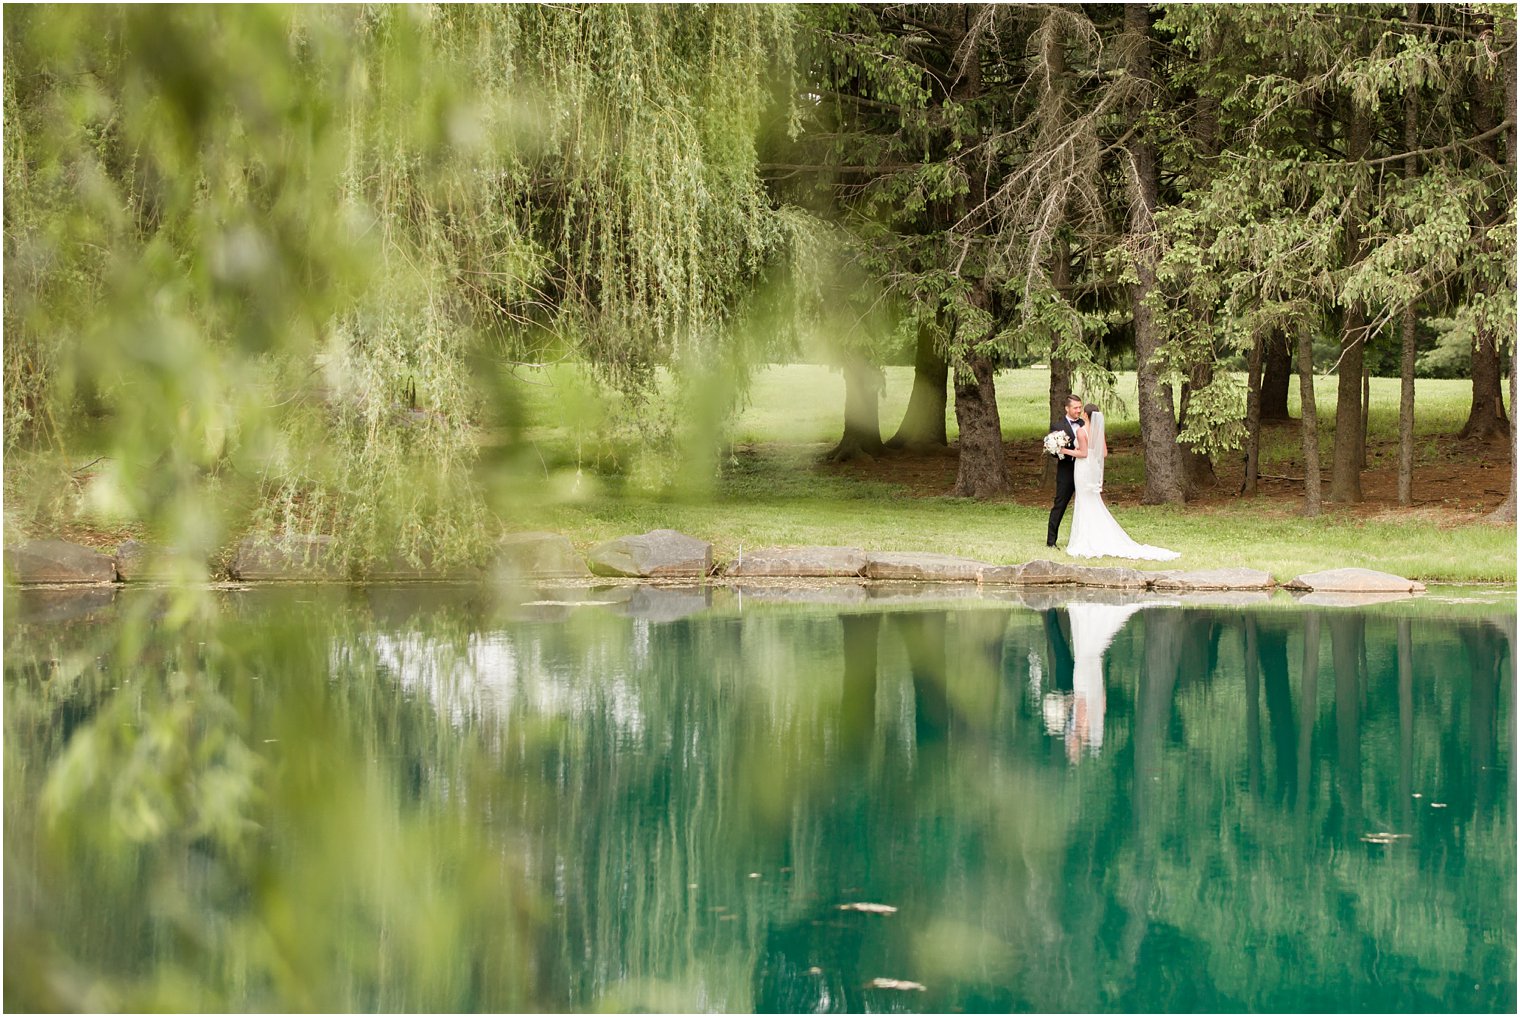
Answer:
[828, 420, 1514, 523]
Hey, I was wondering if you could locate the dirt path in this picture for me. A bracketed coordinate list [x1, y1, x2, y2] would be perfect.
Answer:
[831, 424, 1515, 522]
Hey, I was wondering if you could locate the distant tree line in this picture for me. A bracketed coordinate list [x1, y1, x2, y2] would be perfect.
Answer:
[766, 4, 1515, 516]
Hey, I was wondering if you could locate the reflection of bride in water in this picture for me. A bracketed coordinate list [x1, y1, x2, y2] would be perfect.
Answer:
[1039, 602, 1154, 761]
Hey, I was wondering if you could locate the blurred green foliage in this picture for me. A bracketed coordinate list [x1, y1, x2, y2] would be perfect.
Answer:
[3, 4, 810, 562]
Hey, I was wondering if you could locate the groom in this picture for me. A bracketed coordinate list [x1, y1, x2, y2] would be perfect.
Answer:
[1046, 394, 1084, 548]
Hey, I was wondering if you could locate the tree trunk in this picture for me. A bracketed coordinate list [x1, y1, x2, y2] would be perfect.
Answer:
[1124, 3, 1184, 505]
[1260, 333, 1293, 421]
[1461, 332, 1511, 440]
[1399, 4, 1420, 506]
[1461, 36, 1513, 443]
[1178, 29, 1220, 497]
[1043, 233, 1074, 490]
[1298, 325, 1322, 516]
[1330, 101, 1370, 504]
[886, 322, 948, 450]
[1178, 361, 1218, 495]
[1358, 363, 1370, 471]
[826, 351, 885, 462]
[952, 350, 1009, 498]
[1398, 302, 1417, 504]
[1491, 12, 1517, 521]
[1496, 310, 1518, 521]
[1243, 330, 1264, 495]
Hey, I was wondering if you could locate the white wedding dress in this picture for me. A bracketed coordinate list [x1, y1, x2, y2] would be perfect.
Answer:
[1066, 412, 1180, 561]
[1066, 602, 1146, 752]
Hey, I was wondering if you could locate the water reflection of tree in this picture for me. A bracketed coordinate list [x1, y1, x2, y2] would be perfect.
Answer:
[1109, 606, 1514, 1011]
[5, 593, 1514, 1012]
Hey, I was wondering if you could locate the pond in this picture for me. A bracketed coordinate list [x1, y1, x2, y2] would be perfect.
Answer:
[4, 582, 1515, 1013]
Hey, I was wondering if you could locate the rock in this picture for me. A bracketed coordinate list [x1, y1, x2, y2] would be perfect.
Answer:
[1068, 565, 1150, 589]
[492, 532, 590, 579]
[723, 546, 867, 578]
[978, 560, 1148, 587]
[114, 540, 202, 582]
[976, 564, 1026, 585]
[231, 535, 344, 581]
[587, 529, 712, 579]
[1148, 567, 1276, 591]
[862, 551, 988, 582]
[1282, 567, 1425, 593]
[1005, 559, 1087, 585]
[5, 539, 116, 584]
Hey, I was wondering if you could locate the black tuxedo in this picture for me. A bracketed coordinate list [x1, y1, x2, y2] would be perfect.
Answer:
[1046, 415, 1083, 546]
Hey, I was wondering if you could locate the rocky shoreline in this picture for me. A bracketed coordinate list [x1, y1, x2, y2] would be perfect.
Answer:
[4, 528, 1431, 598]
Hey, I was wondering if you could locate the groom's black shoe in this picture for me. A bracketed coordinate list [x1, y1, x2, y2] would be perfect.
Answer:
[1046, 542, 1056, 548]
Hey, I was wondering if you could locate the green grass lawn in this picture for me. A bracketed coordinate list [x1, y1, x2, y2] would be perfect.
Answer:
[518, 364, 1516, 585]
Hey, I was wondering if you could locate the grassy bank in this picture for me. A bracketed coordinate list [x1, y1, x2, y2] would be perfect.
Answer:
[523, 365, 1515, 585]
[9, 365, 1514, 586]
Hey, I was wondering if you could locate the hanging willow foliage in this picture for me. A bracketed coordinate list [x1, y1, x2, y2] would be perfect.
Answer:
[3, 4, 802, 567]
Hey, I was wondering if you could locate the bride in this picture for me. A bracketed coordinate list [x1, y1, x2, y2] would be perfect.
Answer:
[1057, 404, 1180, 561]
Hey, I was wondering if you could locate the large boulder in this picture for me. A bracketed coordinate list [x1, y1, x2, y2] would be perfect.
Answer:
[1014, 559, 1087, 585]
[1283, 568, 1425, 593]
[587, 529, 712, 579]
[1149, 567, 1276, 592]
[723, 546, 867, 578]
[5, 539, 116, 584]
[862, 551, 988, 582]
[492, 532, 590, 579]
[114, 540, 202, 582]
[1069, 565, 1150, 589]
[231, 535, 344, 581]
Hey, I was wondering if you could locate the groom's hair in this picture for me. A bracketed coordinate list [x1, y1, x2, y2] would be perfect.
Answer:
[1063, 394, 1082, 409]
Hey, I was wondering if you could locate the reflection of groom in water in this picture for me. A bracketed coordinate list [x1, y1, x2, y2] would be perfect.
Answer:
[1046, 395, 1084, 548]
[1042, 608, 1075, 694]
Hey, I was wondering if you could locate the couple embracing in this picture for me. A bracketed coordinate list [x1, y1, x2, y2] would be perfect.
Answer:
[1046, 395, 1179, 561]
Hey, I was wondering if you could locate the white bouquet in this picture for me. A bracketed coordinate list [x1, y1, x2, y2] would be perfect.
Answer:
[1042, 430, 1071, 457]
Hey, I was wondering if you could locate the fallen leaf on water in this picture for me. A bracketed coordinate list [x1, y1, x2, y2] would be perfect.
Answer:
[1431, 802, 1448, 809]
[1360, 832, 1412, 844]
[868, 978, 926, 992]
[839, 902, 897, 914]
[519, 600, 620, 607]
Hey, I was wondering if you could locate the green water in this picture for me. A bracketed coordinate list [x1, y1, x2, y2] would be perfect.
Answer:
[4, 583, 1515, 1013]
